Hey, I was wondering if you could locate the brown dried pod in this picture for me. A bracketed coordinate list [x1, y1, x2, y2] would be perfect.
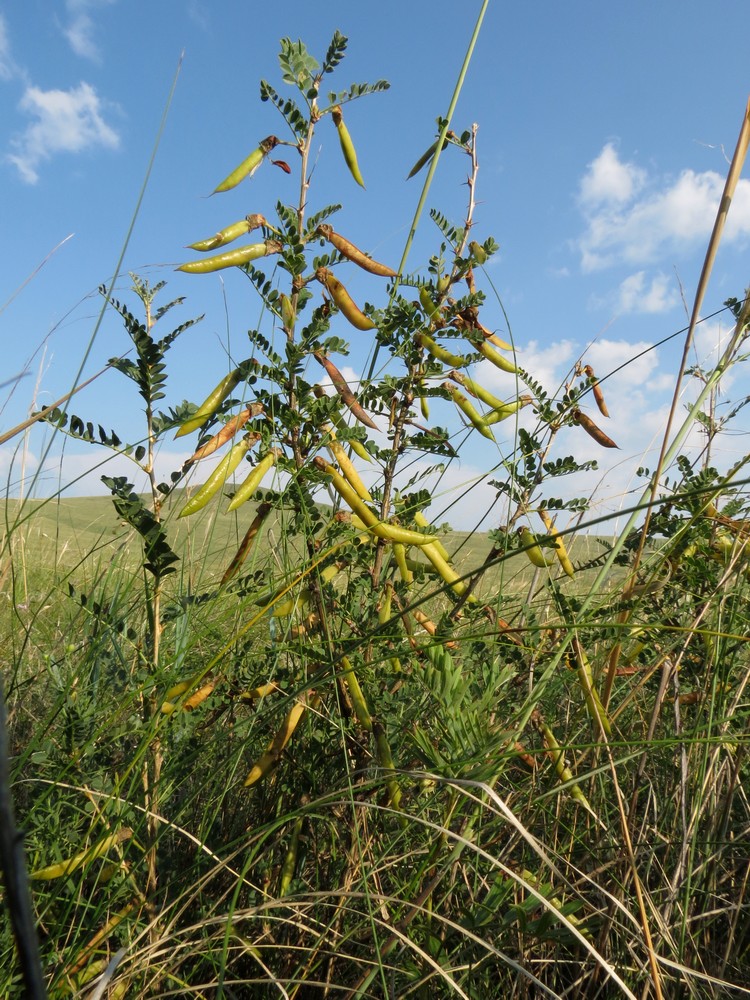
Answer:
[316, 224, 397, 278]
[187, 404, 264, 464]
[572, 409, 618, 449]
[584, 364, 610, 418]
[220, 502, 272, 585]
[313, 351, 378, 430]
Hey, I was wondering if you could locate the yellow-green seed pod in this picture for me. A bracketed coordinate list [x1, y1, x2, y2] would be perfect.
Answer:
[280, 293, 296, 333]
[164, 676, 200, 701]
[419, 385, 430, 420]
[448, 370, 506, 410]
[393, 542, 413, 584]
[378, 582, 393, 625]
[313, 457, 436, 547]
[179, 435, 254, 518]
[188, 214, 270, 252]
[31, 829, 132, 880]
[444, 382, 496, 441]
[227, 448, 279, 512]
[421, 541, 476, 601]
[416, 332, 471, 368]
[518, 526, 555, 568]
[315, 267, 375, 331]
[538, 509, 575, 578]
[535, 715, 596, 813]
[468, 241, 487, 264]
[244, 695, 316, 787]
[327, 434, 372, 502]
[419, 287, 443, 325]
[332, 105, 365, 188]
[177, 239, 282, 274]
[407, 138, 445, 179]
[483, 396, 529, 426]
[572, 639, 611, 736]
[278, 814, 304, 898]
[213, 136, 279, 194]
[471, 336, 518, 374]
[373, 720, 403, 811]
[175, 369, 243, 438]
[414, 510, 451, 563]
[341, 657, 373, 731]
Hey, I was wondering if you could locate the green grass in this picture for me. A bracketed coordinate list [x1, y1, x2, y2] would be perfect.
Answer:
[5, 490, 750, 997]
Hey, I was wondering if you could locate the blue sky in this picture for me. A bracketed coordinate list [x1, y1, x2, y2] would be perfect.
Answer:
[2, 1, 750, 531]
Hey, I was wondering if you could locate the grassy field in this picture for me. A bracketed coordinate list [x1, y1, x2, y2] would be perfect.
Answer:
[5, 483, 749, 998]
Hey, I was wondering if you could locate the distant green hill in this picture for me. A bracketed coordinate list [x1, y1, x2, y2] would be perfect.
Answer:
[4, 495, 617, 601]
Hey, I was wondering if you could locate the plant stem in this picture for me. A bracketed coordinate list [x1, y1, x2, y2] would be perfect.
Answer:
[0, 677, 47, 999]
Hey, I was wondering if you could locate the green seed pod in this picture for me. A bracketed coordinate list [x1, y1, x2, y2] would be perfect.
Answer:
[413, 510, 451, 563]
[226, 448, 279, 512]
[280, 293, 296, 333]
[518, 526, 555, 567]
[179, 434, 254, 518]
[188, 214, 270, 252]
[407, 135, 452, 179]
[416, 332, 471, 368]
[468, 241, 487, 264]
[332, 106, 365, 188]
[419, 384, 430, 420]
[534, 713, 596, 813]
[419, 287, 443, 325]
[175, 369, 243, 438]
[213, 136, 279, 194]
[315, 267, 375, 331]
[341, 656, 373, 731]
[538, 509, 575, 578]
[313, 385, 372, 463]
[448, 370, 506, 410]
[177, 239, 282, 274]
[470, 336, 518, 374]
[572, 638, 611, 736]
[443, 382, 496, 441]
[483, 396, 529, 426]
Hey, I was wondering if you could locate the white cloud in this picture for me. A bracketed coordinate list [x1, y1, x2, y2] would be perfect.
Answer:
[576, 144, 750, 272]
[7, 81, 120, 183]
[486, 338, 575, 397]
[584, 338, 659, 389]
[579, 142, 646, 208]
[61, 0, 115, 62]
[614, 271, 679, 315]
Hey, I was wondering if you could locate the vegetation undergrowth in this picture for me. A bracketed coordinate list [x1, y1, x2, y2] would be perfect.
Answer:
[2, 29, 750, 1000]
